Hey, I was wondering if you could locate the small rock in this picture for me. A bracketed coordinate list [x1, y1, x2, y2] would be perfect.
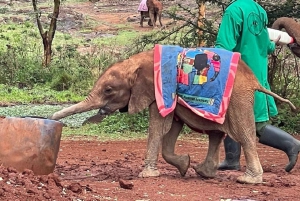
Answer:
[22, 169, 34, 176]
[43, 192, 51, 199]
[26, 188, 36, 194]
[0, 188, 4, 196]
[119, 179, 133, 190]
[48, 173, 62, 187]
[68, 182, 82, 193]
[127, 16, 138, 22]
[7, 167, 17, 173]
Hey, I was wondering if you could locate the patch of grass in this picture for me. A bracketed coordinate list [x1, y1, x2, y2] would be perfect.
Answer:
[0, 22, 41, 51]
[0, 21, 83, 54]
[0, 7, 9, 14]
[53, 32, 83, 47]
[0, 84, 85, 104]
[114, 22, 134, 30]
[92, 30, 139, 46]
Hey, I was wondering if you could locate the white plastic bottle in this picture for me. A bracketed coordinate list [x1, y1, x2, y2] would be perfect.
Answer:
[267, 28, 294, 45]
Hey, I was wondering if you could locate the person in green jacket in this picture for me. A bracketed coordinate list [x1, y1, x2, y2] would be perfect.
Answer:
[215, 0, 300, 172]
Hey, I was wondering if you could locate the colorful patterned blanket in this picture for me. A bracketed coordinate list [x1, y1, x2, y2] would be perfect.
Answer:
[154, 44, 241, 124]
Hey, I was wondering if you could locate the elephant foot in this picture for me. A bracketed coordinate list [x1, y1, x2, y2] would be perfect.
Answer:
[193, 162, 217, 178]
[138, 166, 160, 178]
[237, 172, 263, 184]
[148, 20, 153, 26]
[174, 154, 190, 177]
[162, 154, 190, 177]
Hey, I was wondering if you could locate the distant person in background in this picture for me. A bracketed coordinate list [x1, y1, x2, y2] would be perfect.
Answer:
[138, 0, 148, 12]
[215, 0, 300, 172]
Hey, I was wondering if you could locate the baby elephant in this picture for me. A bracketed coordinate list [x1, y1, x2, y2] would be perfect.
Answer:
[139, 0, 163, 28]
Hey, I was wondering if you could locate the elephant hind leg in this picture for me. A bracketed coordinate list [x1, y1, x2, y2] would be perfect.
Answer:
[162, 119, 190, 176]
[228, 127, 263, 183]
[237, 139, 263, 184]
[148, 9, 156, 27]
[158, 11, 163, 27]
[193, 131, 223, 178]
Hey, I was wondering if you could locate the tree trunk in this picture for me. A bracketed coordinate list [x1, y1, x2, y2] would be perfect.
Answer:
[32, 0, 60, 67]
[41, 31, 51, 67]
[198, 2, 206, 46]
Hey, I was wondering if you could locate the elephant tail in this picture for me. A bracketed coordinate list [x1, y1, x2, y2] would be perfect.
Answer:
[256, 85, 297, 112]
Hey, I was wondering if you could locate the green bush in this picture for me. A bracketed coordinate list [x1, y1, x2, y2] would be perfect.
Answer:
[100, 111, 149, 134]
[270, 96, 300, 135]
[0, 35, 123, 96]
[50, 72, 73, 91]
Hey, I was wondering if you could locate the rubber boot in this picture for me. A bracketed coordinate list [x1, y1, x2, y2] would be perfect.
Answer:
[218, 136, 241, 170]
[258, 124, 300, 172]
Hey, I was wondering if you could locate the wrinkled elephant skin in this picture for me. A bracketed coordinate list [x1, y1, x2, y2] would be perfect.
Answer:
[50, 49, 296, 184]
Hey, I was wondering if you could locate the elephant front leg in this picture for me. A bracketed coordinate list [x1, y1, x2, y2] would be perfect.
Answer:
[193, 131, 223, 178]
[162, 119, 190, 177]
[138, 135, 161, 177]
[138, 103, 173, 178]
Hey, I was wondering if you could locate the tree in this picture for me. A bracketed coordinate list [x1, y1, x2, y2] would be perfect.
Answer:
[198, 1, 206, 46]
[32, 0, 60, 67]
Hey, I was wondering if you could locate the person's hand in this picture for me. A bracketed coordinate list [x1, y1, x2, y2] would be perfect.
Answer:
[273, 35, 282, 46]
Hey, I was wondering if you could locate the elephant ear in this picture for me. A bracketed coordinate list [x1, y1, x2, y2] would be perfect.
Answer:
[128, 61, 155, 114]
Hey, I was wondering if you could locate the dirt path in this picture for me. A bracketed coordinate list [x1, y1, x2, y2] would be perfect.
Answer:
[66, 1, 173, 33]
[0, 136, 300, 200]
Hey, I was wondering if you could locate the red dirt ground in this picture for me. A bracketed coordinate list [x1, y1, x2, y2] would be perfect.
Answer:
[0, 136, 300, 200]
[1, 1, 300, 200]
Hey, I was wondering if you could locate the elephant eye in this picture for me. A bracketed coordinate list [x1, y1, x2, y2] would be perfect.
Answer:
[104, 87, 112, 94]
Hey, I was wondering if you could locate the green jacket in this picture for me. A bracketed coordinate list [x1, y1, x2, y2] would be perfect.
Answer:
[215, 0, 278, 122]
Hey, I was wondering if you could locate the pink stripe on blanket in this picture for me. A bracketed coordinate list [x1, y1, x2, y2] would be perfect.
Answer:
[154, 45, 177, 117]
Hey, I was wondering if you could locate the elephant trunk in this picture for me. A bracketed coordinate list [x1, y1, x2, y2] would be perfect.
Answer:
[271, 17, 300, 58]
[50, 93, 100, 120]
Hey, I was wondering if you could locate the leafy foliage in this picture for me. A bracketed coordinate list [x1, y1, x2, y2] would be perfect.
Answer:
[268, 47, 300, 133]
[258, 0, 300, 26]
